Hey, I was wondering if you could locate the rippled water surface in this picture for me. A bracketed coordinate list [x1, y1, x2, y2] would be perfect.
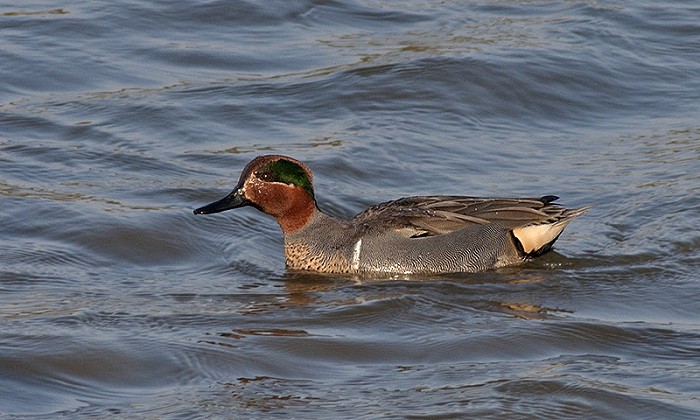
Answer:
[2, 0, 700, 418]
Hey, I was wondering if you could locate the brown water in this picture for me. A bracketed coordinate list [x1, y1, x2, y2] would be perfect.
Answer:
[2, 1, 700, 418]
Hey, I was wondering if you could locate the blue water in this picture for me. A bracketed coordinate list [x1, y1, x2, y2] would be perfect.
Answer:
[2, 1, 699, 417]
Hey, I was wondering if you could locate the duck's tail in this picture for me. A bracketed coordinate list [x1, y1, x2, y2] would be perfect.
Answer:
[511, 206, 590, 257]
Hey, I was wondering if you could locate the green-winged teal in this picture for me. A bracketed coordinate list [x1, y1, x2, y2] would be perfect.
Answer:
[194, 155, 589, 275]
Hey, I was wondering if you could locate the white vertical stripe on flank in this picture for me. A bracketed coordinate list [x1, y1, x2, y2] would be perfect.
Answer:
[351, 238, 362, 271]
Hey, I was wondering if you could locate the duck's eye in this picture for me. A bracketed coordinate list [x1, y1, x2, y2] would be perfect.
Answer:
[257, 171, 273, 181]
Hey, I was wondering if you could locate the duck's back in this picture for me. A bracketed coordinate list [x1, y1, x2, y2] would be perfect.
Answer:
[350, 195, 588, 274]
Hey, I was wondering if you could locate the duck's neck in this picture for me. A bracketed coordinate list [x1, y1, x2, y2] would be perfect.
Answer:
[282, 208, 347, 237]
[275, 198, 318, 234]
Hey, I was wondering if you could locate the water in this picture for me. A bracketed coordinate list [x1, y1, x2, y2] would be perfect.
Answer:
[2, 0, 699, 417]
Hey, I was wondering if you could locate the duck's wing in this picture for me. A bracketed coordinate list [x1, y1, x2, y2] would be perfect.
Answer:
[351, 195, 589, 242]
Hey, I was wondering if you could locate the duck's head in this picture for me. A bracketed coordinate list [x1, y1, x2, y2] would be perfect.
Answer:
[194, 155, 317, 233]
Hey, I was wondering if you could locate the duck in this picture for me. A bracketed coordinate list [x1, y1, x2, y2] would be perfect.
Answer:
[194, 154, 589, 275]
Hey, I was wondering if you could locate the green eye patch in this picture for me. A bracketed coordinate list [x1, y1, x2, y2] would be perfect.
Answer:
[257, 159, 314, 198]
